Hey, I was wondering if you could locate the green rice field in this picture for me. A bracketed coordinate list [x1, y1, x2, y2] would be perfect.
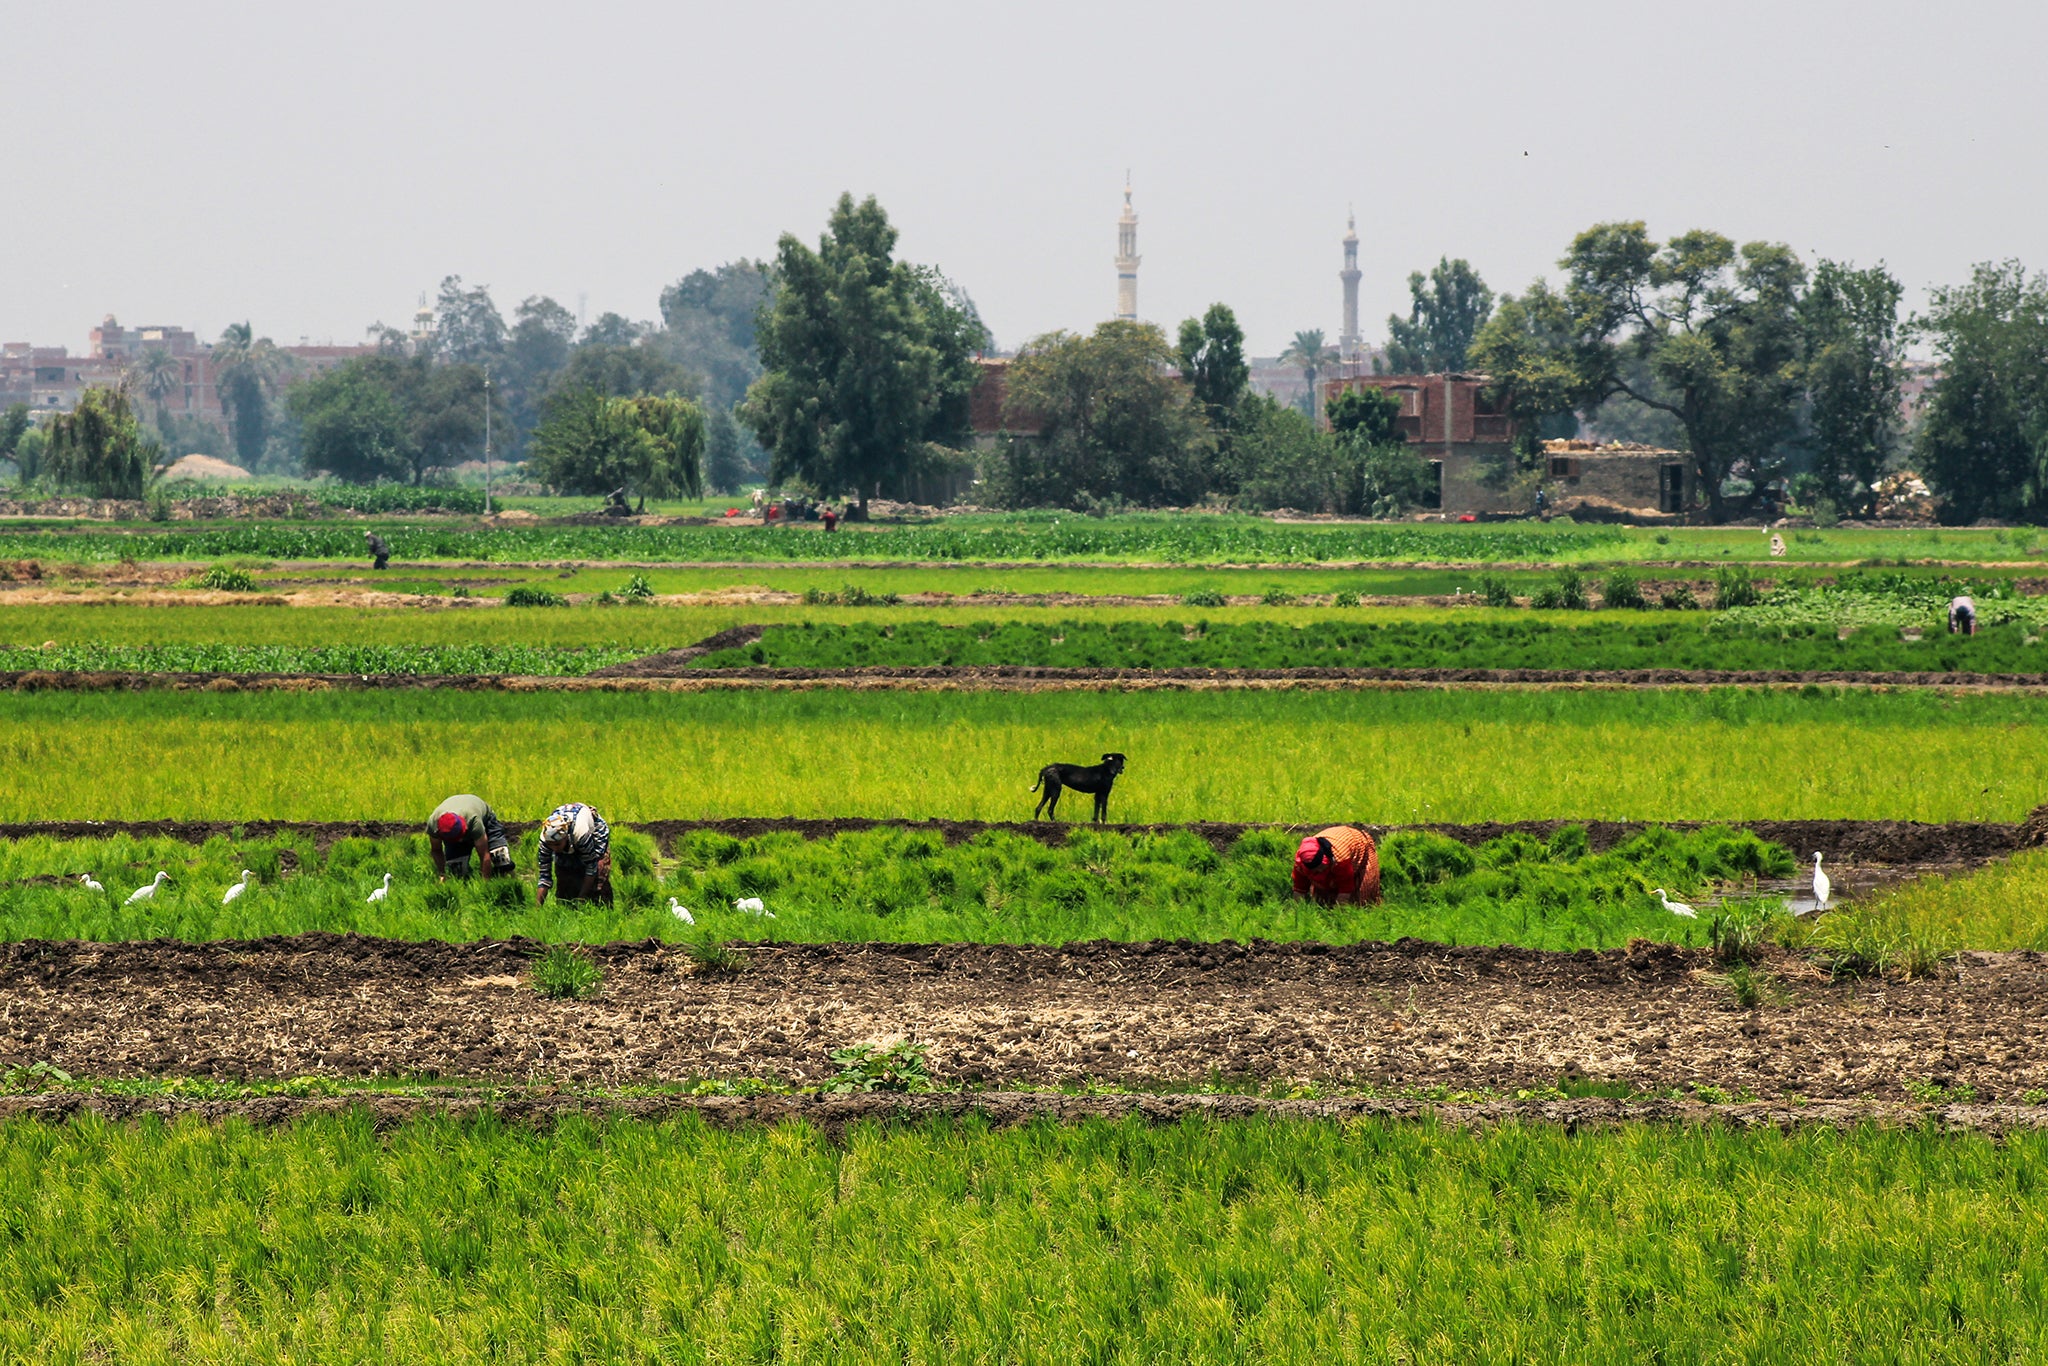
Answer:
[0, 686, 2037, 824]
[2, 1111, 2044, 1363]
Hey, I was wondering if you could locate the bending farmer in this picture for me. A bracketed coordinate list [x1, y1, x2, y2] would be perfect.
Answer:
[427, 794, 512, 880]
[1292, 826, 1382, 906]
[536, 802, 612, 906]
[1949, 595, 1977, 636]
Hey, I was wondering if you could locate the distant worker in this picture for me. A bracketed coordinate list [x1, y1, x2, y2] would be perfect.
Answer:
[427, 793, 513, 881]
[1532, 486, 1549, 520]
[1950, 595, 1977, 636]
[536, 802, 612, 906]
[1292, 825, 1382, 906]
[364, 530, 390, 571]
[822, 504, 838, 533]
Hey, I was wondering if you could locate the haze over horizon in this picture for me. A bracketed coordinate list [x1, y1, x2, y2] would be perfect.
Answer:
[3, 0, 2041, 359]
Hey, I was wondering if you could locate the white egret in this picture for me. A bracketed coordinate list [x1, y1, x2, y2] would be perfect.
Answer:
[124, 872, 169, 905]
[734, 896, 775, 918]
[668, 897, 695, 925]
[1812, 853, 1830, 910]
[367, 873, 392, 903]
[222, 870, 255, 905]
[78, 874, 102, 893]
[1653, 888, 1698, 919]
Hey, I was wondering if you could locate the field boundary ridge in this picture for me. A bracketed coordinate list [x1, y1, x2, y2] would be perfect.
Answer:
[3, 1090, 2044, 1135]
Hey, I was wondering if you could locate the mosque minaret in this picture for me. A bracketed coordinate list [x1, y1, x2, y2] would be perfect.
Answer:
[1339, 209, 1362, 362]
[1115, 177, 1140, 321]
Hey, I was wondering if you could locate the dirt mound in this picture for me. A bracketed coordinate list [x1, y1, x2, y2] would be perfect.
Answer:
[5, 937, 2046, 1102]
[589, 625, 768, 677]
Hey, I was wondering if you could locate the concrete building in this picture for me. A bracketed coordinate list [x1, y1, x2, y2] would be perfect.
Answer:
[1114, 179, 1140, 322]
[1321, 371, 1694, 517]
[1, 317, 373, 424]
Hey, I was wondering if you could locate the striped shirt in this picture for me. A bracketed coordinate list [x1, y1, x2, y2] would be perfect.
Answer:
[536, 803, 610, 890]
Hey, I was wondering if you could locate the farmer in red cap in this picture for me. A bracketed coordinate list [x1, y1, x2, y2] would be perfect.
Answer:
[427, 793, 513, 881]
[1292, 826, 1381, 905]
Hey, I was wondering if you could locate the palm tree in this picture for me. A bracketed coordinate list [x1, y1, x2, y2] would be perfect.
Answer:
[1281, 329, 1334, 425]
[128, 347, 183, 435]
[212, 323, 285, 469]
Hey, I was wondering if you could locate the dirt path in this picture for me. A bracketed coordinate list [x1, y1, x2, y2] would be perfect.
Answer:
[2, 936, 2042, 1102]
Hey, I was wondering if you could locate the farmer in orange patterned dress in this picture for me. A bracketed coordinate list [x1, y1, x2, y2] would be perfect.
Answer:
[1291, 826, 1382, 906]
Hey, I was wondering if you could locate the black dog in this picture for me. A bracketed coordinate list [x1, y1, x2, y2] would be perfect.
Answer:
[1031, 753, 1127, 822]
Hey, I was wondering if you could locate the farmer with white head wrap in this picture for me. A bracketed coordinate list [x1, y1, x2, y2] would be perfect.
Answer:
[535, 802, 612, 906]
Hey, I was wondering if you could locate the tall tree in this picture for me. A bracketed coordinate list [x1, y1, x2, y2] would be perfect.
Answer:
[551, 344, 700, 401]
[1469, 222, 1805, 519]
[1914, 261, 2048, 523]
[0, 404, 31, 472]
[1800, 259, 1904, 514]
[289, 356, 496, 485]
[1280, 329, 1333, 424]
[212, 323, 285, 470]
[431, 276, 507, 364]
[1385, 259, 1494, 372]
[527, 386, 704, 505]
[989, 322, 1214, 508]
[1175, 303, 1250, 425]
[128, 347, 184, 432]
[43, 386, 158, 499]
[1468, 279, 1589, 457]
[742, 194, 981, 514]
[657, 260, 775, 409]
[580, 312, 645, 347]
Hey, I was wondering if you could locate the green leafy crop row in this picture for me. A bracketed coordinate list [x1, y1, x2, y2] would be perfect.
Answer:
[701, 618, 2048, 673]
[0, 643, 641, 676]
[0, 518, 1625, 565]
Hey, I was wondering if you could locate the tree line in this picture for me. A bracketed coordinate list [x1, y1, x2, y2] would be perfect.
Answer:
[14, 195, 2048, 523]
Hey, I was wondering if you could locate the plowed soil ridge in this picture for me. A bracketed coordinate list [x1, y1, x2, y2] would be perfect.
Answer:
[5, 936, 2046, 1102]
[2, 1091, 2043, 1137]
[0, 815, 2023, 862]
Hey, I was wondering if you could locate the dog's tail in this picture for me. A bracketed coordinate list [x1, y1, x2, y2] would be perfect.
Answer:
[1030, 771, 1042, 792]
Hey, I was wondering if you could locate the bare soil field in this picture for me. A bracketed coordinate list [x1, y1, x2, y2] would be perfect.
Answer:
[1, 935, 2042, 1102]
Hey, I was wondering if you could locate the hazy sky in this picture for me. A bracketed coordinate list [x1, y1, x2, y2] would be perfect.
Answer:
[4, 0, 2043, 358]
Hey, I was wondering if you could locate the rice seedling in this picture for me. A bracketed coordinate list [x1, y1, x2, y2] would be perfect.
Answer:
[502, 585, 567, 608]
[529, 944, 602, 999]
[0, 825, 1792, 952]
[1, 686, 2042, 823]
[0, 1112, 2044, 1358]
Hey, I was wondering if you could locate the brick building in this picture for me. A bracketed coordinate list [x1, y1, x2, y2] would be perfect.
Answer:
[966, 357, 1043, 444]
[1320, 371, 1695, 516]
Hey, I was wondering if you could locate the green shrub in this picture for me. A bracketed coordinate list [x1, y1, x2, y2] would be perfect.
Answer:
[1600, 570, 1646, 611]
[195, 564, 256, 592]
[1479, 574, 1517, 609]
[621, 574, 655, 601]
[1180, 588, 1228, 608]
[826, 1041, 931, 1094]
[1332, 590, 1361, 607]
[503, 585, 567, 608]
[1661, 583, 1700, 610]
[1715, 564, 1760, 609]
[1260, 587, 1298, 606]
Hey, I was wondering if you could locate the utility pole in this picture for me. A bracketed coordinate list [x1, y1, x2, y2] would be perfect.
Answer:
[482, 369, 493, 516]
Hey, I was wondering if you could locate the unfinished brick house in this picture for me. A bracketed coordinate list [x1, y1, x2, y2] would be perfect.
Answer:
[1319, 372, 1694, 516]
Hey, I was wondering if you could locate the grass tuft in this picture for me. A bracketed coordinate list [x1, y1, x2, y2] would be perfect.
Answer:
[530, 944, 602, 999]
